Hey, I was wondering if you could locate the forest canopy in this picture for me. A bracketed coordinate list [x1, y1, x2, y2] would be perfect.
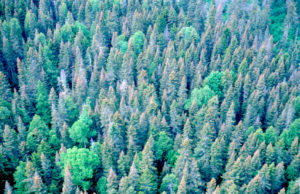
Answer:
[0, 0, 300, 193]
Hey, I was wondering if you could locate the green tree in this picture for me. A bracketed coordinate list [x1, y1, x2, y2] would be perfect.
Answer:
[294, 96, 300, 119]
[245, 175, 265, 194]
[286, 152, 300, 181]
[184, 86, 216, 109]
[139, 167, 158, 194]
[13, 161, 27, 194]
[60, 147, 100, 190]
[0, 71, 12, 101]
[203, 71, 224, 98]
[69, 103, 94, 146]
[26, 115, 49, 152]
[139, 136, 158, 193]
[160, 173, 179, 194]
[155, 131, 173, 161]
[36, 81, 51, 124]
[130, 31, 145, 55]
[3, 125, 18, 167]
[210, 138, 224, 179]
[97, 177, 107, 194]
[280, 118, 300, 147]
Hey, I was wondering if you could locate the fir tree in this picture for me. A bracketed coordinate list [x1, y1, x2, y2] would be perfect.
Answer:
[62, 163, 75, 194]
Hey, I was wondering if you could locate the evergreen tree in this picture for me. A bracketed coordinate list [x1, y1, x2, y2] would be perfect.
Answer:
[177, 176, 187, 194]
[26, 115, 49, 152]
[36, 81, 51, 124]
[4, 181, 13, 194]
[0, 71, 12, 101]
[0, 1, 298, 193]
[3, 125, 18, 167]
[160, 173, 179, 194]
[106, 168, 118, 194]
[30, 171, 47, 194]
[62, 163, 75, 194]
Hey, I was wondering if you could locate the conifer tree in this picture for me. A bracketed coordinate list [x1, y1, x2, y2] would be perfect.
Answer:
[117, 151, 127, 179]
[173, 138, 192, 179]
[62, 163, 75, 194]
[127, 161, 139, 192]
[31, 171, 47, 194]
[0, 71, 12, 101]
[4, 181, 13, 194]
[160, 173, 179, 194]
[206, 178, 216, 194]
[177, 176, 187, 194]
[0, 1, 298, 193]
[107, 111, 125, 164]
[36, 81, 51, 124]
[245, 175, 264, 194]
[26, 115, 49, 152]
[210, 138, 224, 179]
[3, 125, 18, 167]
[106, 168, 118, 194]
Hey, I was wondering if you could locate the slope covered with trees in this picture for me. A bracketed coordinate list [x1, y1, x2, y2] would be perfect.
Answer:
[0, 0, 300, 193]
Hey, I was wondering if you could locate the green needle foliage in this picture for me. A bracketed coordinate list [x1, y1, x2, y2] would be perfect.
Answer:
[0, 0, 299, 193]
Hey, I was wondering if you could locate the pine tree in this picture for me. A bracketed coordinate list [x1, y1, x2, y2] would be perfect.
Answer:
[117, 151, 127, 179]
[206, 178, 216, 194]
[139, 167, 158, 194]
[107, 111, 125, 164]
[219, 180, 239, 194]
[106, 168, 118, 194]
[3, 125, 18, 167]
[245, 175, 264, 194]
[160, 173, 179, 194]
[127, 161, 139, 192]
[194, 123, 216, 179]
[286, 152, 300, 181]
[170, 100, 182, 135]
[26, 115, 49, 152]
[271, 162, 286, 193]
[210, 138, 224, 179]
[62, 163, 75, 194]
[0, 71, 12, 101]
[4, 181, 13, 194]
[177, 176, 187, 194]
[40, 152, 51, 185]
[183, 158, 204, 193]
[24, 10, 37, 39]
[266, 143, 275, 165]
[30, 171, 47, 194]
[36, 81, 51, 124]
[173, 138, 192, 179]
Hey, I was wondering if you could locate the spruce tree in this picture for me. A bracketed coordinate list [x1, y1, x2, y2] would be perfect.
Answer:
[62, 163, 75, 194]
[36, 81, 51, 124]
[177, 176, 187, 194]
[106, 168, 118, 194]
